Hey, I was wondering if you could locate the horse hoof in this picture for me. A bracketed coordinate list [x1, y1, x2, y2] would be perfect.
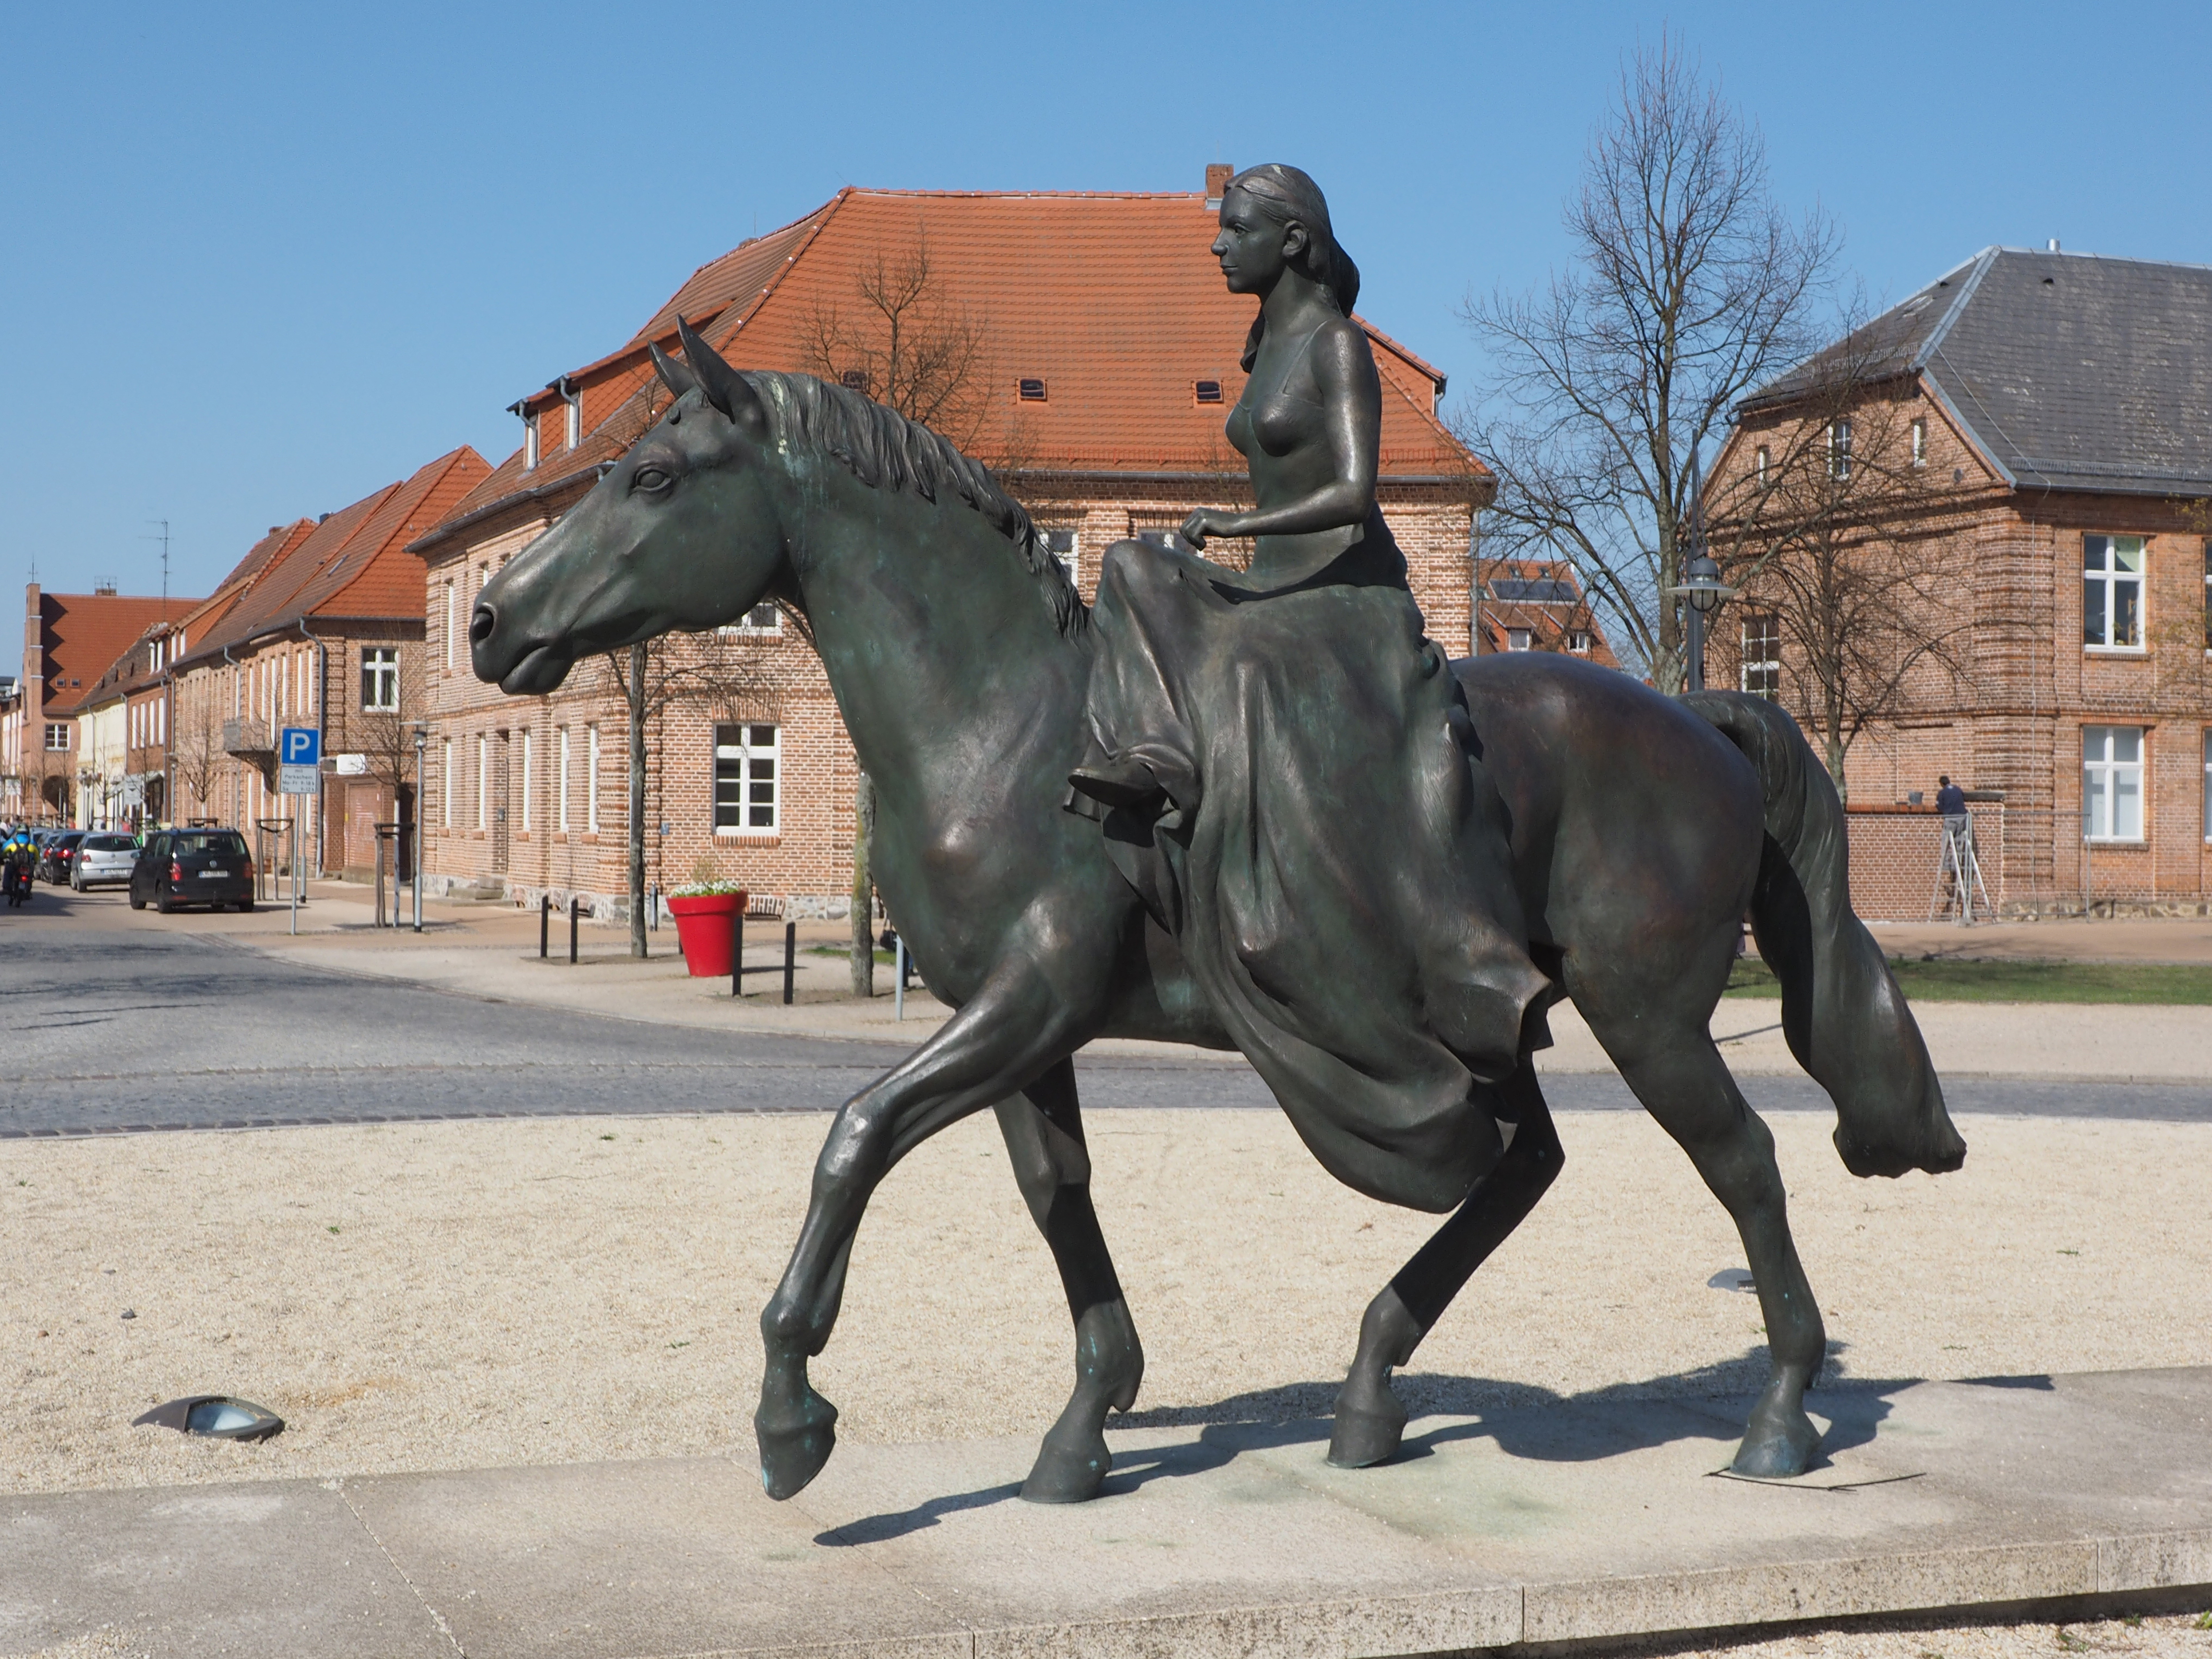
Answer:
[755, 1388, 840, 1501]
[1327, 1387, 1408, 1469]
[1022, 1418, 1112, 1504]
[1731, 1397, 1821, 1478]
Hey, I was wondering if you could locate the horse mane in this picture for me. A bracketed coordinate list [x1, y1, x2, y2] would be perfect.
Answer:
[744, 372, 1086, 637]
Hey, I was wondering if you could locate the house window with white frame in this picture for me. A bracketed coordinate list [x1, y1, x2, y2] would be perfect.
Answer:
[565, 395, 581, 450]
[586, 725, 601, 834]
[1041, 529, 1078, 581]
[2202, 541, 2210, 652]
[720, 601, 781, 637]
[1505, 627, 1531, 651]
[475, 734, 488, 831]
[714, 723, 780, 832]
[44, 723, 69, 751]
[441, 739, 453, 828]
[1741, 612, 1782, 699]
[361, 648, 399, 712]
[1826, 419, 1852, 480]
[2082, 725, 2145, 842]
[1755, 445, 1769, 488]
[1568, 630, 1592, 653]
[444, 581, 457, 671]
[2203, 730, 2211, 842]
[520, 730, 532, 832]
[557, 727, 571, 831]
[2084, 535, 2145, 649]
[1911, 418, 1927, 467]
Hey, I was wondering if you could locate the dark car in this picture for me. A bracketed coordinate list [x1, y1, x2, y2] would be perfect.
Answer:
[130, 828, 255, 913]
[38, 830, 86, 884]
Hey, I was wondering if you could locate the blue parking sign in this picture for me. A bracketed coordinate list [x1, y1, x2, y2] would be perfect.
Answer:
[280, 727, 321, 767]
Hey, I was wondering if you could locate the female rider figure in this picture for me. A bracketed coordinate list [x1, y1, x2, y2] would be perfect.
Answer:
[1067, 165, 1546, 1215]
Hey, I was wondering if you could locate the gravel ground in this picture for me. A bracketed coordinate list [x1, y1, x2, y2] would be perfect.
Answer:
[4, 1107, 2205, 1500]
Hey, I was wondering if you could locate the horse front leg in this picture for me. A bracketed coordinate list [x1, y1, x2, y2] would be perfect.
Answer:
[994, 1058, 1143, 1503]
[756, 970, 1090, 1501]
[1331, 1062, 1564, 1468]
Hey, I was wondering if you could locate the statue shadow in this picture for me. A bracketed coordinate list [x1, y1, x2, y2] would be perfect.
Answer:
[815, 1345, 1935, 1546]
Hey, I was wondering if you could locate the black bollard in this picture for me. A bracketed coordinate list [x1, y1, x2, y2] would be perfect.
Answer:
[731, 909, 744, 999]
[540, 892, 550, 960]
[782, 920, 796, 1005]
[569, 897, 579, 965]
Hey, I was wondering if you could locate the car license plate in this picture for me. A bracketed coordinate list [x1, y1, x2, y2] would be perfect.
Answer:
[200, 869, 228, 879]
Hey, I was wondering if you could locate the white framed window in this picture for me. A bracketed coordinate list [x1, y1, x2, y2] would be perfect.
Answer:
[719, 601, 782, 638]
[1568, 630, 1592, 653]
[1041, 529, 1078, 580]
[586, 725, 601, 833]
[1741, 613, 1782, 699]
[714, 722, 779, 832]
[1755, 445, 1769, 488]
[525, 410, 541, 470]
[1505, 627, 1532, 651]
[441, 739, 453, 828]
[1911, 418, 1927, 467]
[1826, 419, 1852, 480]
[557, 727, 571, 831]
[155, 700, 165, 743]
[2083, 725, 2144, 842]
[475, 734, 488, 831]
[361, 647, 399, 712]
[444, 581, 457, 672]
[2203, 730, 2212, 842]
[2084, 535, 2145, 650]
[2202, 541, 2210, 652]
[520, 731, 532, 832]
[1135, 525, 1196, 554]
[565, 395, 581, 450]
[44, 723, 69, 751]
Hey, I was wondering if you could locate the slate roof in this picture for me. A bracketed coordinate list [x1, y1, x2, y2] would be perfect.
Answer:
[421, 185, 1480, 548]
[1744, 246, 2212, 496]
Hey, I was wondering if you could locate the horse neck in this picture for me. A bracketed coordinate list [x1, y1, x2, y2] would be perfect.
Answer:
[783, 469, 1091, 815]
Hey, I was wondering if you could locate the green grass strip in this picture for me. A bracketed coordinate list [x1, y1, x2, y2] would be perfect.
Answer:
[1723, 957, 2212, 1004]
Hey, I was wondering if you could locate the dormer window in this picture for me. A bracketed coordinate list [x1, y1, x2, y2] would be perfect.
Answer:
[1017, 377, 1048, 402]
[1194, 379, 1224, 404]
[565, 394, 581, 450]
[840, 369, 871, 394]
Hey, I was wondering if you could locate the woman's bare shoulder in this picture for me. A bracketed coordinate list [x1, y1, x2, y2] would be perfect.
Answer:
[1307, 314, 1381, 392]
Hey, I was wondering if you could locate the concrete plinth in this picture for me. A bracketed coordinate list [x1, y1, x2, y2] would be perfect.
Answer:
[5, 1368, 2207, 1658]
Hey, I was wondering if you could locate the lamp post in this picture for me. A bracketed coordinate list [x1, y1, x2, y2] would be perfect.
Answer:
[411, 726, 427, 933]
[1663, 456, 1734, 693]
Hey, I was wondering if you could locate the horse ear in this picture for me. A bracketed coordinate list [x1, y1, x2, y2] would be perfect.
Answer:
[676, 317, 767, 434]
[648, 339, 698, 402]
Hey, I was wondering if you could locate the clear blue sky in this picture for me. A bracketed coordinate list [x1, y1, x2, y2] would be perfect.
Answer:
[4, 0, 2207, 602]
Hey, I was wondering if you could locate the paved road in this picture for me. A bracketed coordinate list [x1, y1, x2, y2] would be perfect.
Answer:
[4, 926, 2204, 1137]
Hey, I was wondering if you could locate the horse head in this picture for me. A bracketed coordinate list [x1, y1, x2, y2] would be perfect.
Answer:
[471, 320, 790, 695]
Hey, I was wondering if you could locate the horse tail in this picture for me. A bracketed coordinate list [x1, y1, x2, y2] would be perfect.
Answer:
[1681, 691, 1966, 1178]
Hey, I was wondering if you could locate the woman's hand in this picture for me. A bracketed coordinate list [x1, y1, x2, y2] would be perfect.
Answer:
[1178, 508, 1244, 550]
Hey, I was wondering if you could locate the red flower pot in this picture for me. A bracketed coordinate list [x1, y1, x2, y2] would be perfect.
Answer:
[668, 891, 746, 978]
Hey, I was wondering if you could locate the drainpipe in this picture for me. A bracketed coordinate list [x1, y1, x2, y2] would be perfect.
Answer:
[296, 617, 330, 878]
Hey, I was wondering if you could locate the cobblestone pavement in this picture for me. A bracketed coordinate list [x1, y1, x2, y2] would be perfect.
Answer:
[5, 924, 2204, 1137]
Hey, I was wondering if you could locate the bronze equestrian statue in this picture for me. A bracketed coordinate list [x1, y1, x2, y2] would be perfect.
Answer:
[469, 165, 1964, 1507]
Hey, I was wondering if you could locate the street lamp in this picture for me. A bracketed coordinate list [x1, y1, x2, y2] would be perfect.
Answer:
[411, 725, 427, 933]
[1662, 456, 1734, 693]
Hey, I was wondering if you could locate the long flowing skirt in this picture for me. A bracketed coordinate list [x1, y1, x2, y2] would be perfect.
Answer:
[1079, 537, 1548, 1213]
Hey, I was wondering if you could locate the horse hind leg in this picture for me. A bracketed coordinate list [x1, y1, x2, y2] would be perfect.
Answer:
[993, 1058, 1144, 1504]
[1606, 1019, 1827, 1477]
[1330, 1063, 1563, 1468]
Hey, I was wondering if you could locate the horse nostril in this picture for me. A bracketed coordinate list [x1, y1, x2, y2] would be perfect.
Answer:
[470, 603, 497, 647]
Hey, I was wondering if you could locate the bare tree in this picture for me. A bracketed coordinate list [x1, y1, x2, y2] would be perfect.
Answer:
[604, 627, 776, 958]
[1458, 36, 1837, 690]
[797, 232, 998, 992]
[1710, 328, 1970, 801]
[168, 686, 225, 823]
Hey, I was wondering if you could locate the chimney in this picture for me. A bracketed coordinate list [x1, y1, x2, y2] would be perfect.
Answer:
[2047, 238, 2061, 252]
[94, 580, 117, 597]
[1205, 163, 1233, 203]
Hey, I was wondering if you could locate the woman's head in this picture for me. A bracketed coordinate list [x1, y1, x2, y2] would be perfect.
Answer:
[1217, 165, 1360, 368]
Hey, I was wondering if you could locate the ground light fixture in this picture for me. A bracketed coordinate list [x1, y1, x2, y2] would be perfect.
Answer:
[132, 1396, 285, 1441]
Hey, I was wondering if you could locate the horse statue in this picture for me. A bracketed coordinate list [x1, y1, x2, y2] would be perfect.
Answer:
[470, 320, 1965, 1506]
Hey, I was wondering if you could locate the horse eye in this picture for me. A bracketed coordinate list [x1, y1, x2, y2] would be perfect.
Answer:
[632, 466, 671, 493]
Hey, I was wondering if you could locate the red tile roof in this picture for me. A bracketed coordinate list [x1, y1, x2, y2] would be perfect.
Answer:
[183, 449, 489, 665]
[426, 187, 1483, 543]
[33, 594, 197, 717]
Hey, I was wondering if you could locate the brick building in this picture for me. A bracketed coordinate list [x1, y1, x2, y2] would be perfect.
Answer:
[165, 447, 490, 876]
[1711, 245, 2212, 915]
[7, 584, 194, 826]
[411, 174, 1503, 917]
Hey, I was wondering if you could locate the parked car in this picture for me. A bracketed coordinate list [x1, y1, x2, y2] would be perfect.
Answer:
[130, 828, 255, 913]
[38, 830, 86, 884]
[71, 832, 142, 891]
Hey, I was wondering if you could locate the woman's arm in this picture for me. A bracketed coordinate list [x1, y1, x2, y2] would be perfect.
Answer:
[1181, 319, 1382, 550]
